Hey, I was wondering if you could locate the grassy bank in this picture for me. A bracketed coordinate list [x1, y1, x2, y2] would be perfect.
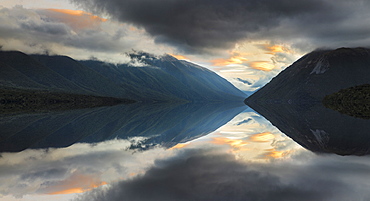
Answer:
[0, 88, 136, 114]
[322, 84, 370, 119]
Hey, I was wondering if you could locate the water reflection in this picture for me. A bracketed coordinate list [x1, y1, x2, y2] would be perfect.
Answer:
[0, 102, 245, 152]
[2, 101, 370, 201]
[0, 102, 249, 199]
[0, 104, 301, 200]
[247, 100, 370, 156]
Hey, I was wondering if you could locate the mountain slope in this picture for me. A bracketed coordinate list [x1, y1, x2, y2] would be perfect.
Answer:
[247, 47, 370, 103]
[31, 55, 131, 98]
[81, 52, 246, 102]
[0, 50, 245, 103]
[0, 51, 88, 94]
[125, 52, 246, 102]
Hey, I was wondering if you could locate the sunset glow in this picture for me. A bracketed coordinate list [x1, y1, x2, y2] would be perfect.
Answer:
[248, 61, 275, 71]
[261, 149, 285, 159]
[47, 8, 108, 22]
[211, 55, 249, 66]
[169, 143, 189, 150]
[44, 173, 108, 195]
[211, 137, 250, 151]
[168, 54, 190, 60]
[48, 181, 107, 195]
[42, 8, 108, 31]
[265, 45, 286, 53]
[249, 132, 275, 142]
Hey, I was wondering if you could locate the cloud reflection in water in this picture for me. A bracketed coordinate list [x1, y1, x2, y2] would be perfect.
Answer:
[1, 106, 370, 201]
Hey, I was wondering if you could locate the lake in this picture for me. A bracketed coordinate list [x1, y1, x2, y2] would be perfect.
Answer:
[1, 101, 370, 201]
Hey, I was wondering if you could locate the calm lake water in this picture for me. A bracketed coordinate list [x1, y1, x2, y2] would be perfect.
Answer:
[1, 101, 370, 201]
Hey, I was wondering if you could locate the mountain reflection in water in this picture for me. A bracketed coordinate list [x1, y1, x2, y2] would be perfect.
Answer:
[246, 98, 370, 156]
[0, 102, 246, 152]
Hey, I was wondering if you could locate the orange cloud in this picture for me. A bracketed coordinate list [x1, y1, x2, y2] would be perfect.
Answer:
[248, 61, 275, 71]
[48, 8, 107, 22]
[42, 8, 107, 30]
[43, 173, 107, 195]
[48, 188, 85, 195]
[169, 143, 189, 150]
[47, 181, 107, 195]
[260, 44, 286, 54]
[48, 9, 85, 16]
[259, 148, 288, 160]
[267, 45, 285, 53]
[211, 55, 249, 66]
[168, 54, 189, 60]
[257, 44, 289, 54]
[249, 132, 275, 143]
[129, 26, 138, 31]
[211, 137, 250, 151]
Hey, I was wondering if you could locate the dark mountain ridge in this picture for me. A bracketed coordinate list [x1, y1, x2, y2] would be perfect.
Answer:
[247, 47, 370, 104]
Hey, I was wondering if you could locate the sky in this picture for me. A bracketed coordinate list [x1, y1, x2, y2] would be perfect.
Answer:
[2, 0, 370, 92]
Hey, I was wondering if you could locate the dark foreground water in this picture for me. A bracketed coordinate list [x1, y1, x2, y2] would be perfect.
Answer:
[1, 101, 370, 201]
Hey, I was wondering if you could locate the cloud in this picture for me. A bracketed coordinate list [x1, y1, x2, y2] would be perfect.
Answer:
[218, 66, 280, 92]
[211, 52, 249, 66]
[74, 148, 370, 201]
[249, 132, 275, 143]
[72, 0, 370, 53]
[236, 118, 252, 125]
[247, 61, 275, 71]
[0, 139, 174, 198]
[37, 9, 108, 31]
[0, 6, 173, 62]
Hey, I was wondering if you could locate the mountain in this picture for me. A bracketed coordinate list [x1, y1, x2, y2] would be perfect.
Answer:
[246, 47, 370, 155]
[0, 51, 89, 93]
[0, 102, 246, 152]
[247, 47, 370, 104]
[80, 52, 246, 102]
[0, 50, 245, 103]
[31, 55, 132, 98]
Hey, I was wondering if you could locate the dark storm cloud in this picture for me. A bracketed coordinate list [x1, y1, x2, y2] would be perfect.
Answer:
[74, 149, 370, 201]
[72, 0, 370, 52]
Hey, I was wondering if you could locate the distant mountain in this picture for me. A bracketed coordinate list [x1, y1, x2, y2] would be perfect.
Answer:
[0, 102, 246, 152]
[0, 51, 245, 103]
[246, 47, 370, 155]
